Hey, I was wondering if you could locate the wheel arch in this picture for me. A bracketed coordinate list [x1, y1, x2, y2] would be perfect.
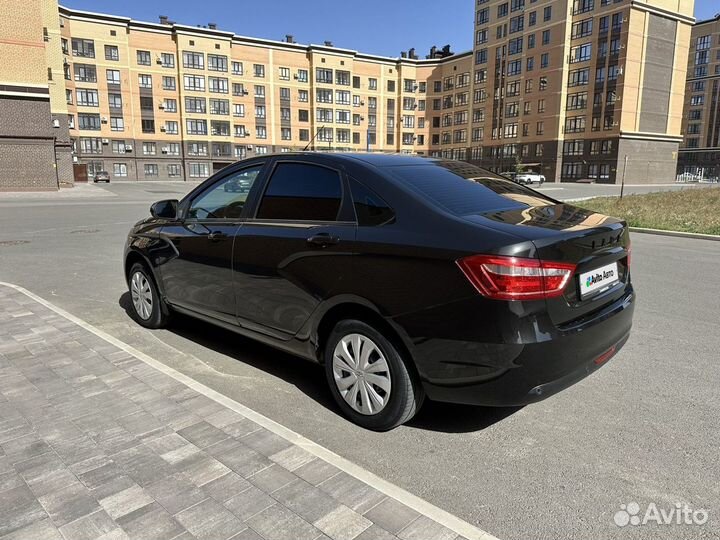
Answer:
[312, 300, 422, 383]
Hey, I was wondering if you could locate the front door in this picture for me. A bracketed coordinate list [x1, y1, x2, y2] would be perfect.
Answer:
[233, 160, 356, 337]
[159, 164, 264, 322]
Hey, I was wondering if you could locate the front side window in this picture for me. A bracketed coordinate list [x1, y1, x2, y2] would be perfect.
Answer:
[257, 163, 342, 221]
[187, 166, 263, 220]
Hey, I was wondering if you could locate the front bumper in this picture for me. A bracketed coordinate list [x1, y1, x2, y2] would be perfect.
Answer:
[401, 287, 635, 407]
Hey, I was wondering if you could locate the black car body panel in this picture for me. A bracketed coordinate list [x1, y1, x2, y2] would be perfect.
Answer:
[125, 153, 634, 407]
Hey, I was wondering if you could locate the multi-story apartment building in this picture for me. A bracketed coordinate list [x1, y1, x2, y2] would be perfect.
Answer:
[0, 0, 697, 188]
[0, 0, 73, 190]
[678, 15, 720, 178]
[56, 5, 475, 182]
[471, 0, 694, 183]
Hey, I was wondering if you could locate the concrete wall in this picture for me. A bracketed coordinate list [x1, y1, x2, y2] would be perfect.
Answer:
[616, 137, 680, 184]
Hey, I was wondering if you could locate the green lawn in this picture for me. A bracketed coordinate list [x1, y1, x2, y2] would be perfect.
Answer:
[577, 188, 720, 236]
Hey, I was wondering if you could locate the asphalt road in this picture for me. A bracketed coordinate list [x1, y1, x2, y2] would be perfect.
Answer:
[1, 181, 719, 540]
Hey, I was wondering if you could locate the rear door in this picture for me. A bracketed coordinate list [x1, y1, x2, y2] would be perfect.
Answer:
[159, 164, 265, 322]
[232, 159, 356, 338]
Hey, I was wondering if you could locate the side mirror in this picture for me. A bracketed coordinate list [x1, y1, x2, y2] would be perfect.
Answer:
[150, 199, 178, 219]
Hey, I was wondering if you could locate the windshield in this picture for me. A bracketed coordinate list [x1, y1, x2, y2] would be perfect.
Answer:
[387, 161, 555, 216]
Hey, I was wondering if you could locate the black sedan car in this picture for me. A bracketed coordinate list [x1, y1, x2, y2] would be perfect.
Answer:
[125, 154, 634, 430]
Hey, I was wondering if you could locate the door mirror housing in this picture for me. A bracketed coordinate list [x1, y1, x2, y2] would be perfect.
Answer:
[150, 199, 179, 219]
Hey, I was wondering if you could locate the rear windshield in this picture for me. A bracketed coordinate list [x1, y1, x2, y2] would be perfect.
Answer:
[387, 161, 555, 216]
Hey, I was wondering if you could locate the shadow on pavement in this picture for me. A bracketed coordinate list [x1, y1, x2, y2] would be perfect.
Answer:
[119, 292, 521, 434]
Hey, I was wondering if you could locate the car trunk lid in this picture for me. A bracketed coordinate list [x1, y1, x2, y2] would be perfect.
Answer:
[466, 203, 631, 326]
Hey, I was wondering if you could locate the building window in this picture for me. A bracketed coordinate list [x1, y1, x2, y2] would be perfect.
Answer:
[209, 121, 229, 136]
[336, 90, 351, 105]
[74, 64, 97, 83]
[209, 77, 228, 94]
[570, 43, 592, 63]
[105, 45, 119, 61]
[137, 50, 151, 65]
[167, 164, 181, 177]
[183, 51, 204, 69]
[209, 99, 229, 115]
[138, 74, 152, 88]
[166, 143, 180, 156]
[164, 121, 178, 134]
[297, 69, 308, 83]
[76, 88, 99, 107]
[106, 69, 120, 85]
[189, 163, 209, 178]
[316, 68, 333, 84]
[79, 137, 102, 154]
[144, 164, 159, 177]
[255, 105, 266, 119]
[279, 67, 290, 80]
[113, 163, 128, 177]
[253, 64, 265, 77]
[111, 141, 126, 154]
[565, 116, 586, 133]
[159, 53, 174, 68]
[188, 143, 208, 156]
[568, 68, 589, 86]
[184, 75, 205, 92]
[336, 70, 351, 86]
[208, 54, 228, 72]
[162, 76, 176, 91]
[110, 117, 124, 131]
[317, 89, 333, 104]
[78, 113, 101, 130]
[71, 38, 95, 58]
[186, 119, 207, 135]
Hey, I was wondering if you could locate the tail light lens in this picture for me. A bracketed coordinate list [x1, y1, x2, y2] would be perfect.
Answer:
[457, 255, 576, 301]
[626, 241, 632, 268]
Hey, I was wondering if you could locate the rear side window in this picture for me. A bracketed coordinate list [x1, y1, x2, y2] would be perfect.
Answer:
[257, 163, 342, 221]
[387, 162, 554, 216]
[349, 179, 394, 226]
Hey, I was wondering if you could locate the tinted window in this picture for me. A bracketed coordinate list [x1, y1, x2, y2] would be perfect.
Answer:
[257, 163, 342, 221]
[349, 179, 394, 226]
[188, 165, 262, 219]
[387, 161, 554, 215]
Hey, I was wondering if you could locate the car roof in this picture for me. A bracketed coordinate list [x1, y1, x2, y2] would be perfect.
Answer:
[264, 152, 441, 168]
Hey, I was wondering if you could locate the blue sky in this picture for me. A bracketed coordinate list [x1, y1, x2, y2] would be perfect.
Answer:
[63, 0, 719, 58]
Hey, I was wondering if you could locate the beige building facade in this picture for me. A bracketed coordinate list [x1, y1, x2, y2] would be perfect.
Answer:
[678, 14, 720, 178]
[56, 6, 475, 182]
[0, 0, 698, 187]
[471, 0, 694, 183]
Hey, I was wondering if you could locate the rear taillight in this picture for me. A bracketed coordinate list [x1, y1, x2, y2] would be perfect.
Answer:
[457, 255, 576, 301]
[626, 241, 631, 268]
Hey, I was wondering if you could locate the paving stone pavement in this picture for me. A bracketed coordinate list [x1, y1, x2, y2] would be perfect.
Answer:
[0, 285, 474, 540]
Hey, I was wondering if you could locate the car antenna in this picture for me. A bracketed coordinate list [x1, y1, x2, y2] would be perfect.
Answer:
[303, 125, 325, 151]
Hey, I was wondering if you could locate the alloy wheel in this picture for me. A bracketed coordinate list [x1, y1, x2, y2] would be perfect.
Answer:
[332, 333, 392, 415]
[130, 271, 153, 321]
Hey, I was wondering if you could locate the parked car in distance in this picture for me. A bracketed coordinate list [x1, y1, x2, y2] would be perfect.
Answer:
[93, 171, 110, 183]
[515, 172, 545, 185]
[124, 153, 634, 430]
[500, 171, 517, 182]
[223, 173, 254, 193]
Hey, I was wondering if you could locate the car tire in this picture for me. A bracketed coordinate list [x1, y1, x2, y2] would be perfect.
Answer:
[324, 319, 424, 431]
[128, 262, 170, 329]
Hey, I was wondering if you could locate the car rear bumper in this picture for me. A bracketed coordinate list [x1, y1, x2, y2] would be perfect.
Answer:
[403, 287, 635, 407]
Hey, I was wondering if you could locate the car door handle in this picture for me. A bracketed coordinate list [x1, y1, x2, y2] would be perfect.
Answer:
[208, 231, 228, 242]
[307, 234, 340, 247]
